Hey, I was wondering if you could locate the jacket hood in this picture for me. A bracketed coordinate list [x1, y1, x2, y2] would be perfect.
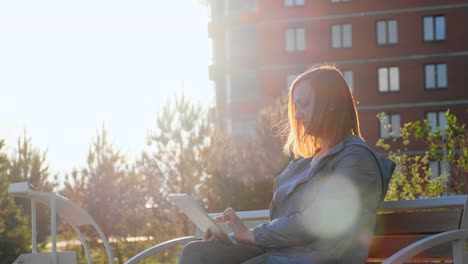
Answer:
[282, 135, 396, 202]
[338, 135, 396, 202]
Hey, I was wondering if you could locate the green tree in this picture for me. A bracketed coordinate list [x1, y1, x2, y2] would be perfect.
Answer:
[202, 98, 290, 211]
[111, 167, 152, 264]
[404, 110, 468, 194]
[145, 94, 212, 197]
[83, 125, 127, 239]
[64, 125, 134, 264]
[376, 110, 468, 200]
[62, 168, 88, 208]
[8, 131, 56, 245]
[61, 128, 154, 264]
[58, 168, 90, 262]
[136, 94, 215, 262]
[0, 140, 30, 264]
[143, 94, 213, 233]
[242, 99, 290, 209]
[199, 132, 244, 211]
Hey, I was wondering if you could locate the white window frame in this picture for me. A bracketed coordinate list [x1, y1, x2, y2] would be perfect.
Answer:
[342, 70, 353, 93]
[380, 113, 401, 139]
[423, 15, 445, 41]
[425, 63, 447, 89]
[284, 0, 304, 7]
[378, 67, 399, 92]
[429, 160, 449, 180]
[376, 20, 398, 45]
[225, 72, 232, 135]
[225, 73, 231, 104]
[429, 161, 440, 180]
[332, 24, 352, 48]
[285, 27, 306, 52]
[226, 118, 233, 135]
[426, 111, 448, 134]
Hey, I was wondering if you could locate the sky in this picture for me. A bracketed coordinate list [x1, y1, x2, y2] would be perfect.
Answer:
[0, 0, 213, 175]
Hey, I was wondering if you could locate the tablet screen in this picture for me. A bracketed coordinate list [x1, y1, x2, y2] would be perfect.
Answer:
[168, 193, 236, 244]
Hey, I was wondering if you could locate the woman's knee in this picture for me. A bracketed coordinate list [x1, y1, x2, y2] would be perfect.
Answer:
[179, 241, 219, 264]
[180, 241, 205, 258]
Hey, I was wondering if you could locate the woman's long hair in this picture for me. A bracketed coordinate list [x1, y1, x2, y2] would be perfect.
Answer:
[284, 65, 361, 158]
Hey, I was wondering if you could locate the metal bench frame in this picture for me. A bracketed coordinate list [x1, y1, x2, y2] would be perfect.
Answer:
[8, 182, 115, 264]
[127, 196, 468, 264]
[9, 181, 468, 264]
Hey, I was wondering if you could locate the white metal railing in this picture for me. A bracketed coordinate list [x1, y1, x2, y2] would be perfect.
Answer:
[8, 182, 114, 264]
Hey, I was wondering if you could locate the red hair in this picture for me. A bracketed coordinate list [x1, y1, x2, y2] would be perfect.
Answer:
[284, 65, 362, 158]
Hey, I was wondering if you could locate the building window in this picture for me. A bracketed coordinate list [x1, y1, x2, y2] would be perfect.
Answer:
[231, 72, 260, 103]
[380, 113, 401, 139]
[377, 20, 398, 45]
[286, 74, 296, 94]
[285, 28, 306, 52]
[284, 0, 304, 7]
[228, 0, 259, 14]
[429, 160, 449, 180]
[425, 63, 447, 89]
[378, 67, 399, 92]
[342, 70, 353, 93]
[423, 15, 445, 41]
[232, 118, 257, 137]
[231, 27, 259, 58]
[426, 111, 448, 134]
[332, 24, 352, 48]
[331, 0, 351, 2]
[429, 161, 440, 180]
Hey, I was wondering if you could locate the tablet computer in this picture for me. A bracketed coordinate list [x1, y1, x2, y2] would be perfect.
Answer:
[167, 193, 237, 244]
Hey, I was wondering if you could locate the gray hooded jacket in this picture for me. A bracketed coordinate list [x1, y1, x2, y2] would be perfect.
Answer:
[251, 135, 395, 264]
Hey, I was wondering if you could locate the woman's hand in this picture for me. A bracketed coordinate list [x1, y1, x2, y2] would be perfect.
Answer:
[203, 228, 217, 242]
[216, 207, 256, 244]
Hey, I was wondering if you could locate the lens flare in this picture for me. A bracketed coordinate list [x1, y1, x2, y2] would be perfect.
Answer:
[299, 175, 361, 238]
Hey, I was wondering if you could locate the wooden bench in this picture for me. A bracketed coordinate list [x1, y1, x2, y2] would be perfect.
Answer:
[125, 196, 468, 264]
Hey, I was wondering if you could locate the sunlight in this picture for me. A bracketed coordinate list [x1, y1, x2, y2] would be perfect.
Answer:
[0, 0, 212, 173]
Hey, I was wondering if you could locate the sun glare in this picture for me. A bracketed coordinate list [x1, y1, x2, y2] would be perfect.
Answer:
[0, 0, 212, 174]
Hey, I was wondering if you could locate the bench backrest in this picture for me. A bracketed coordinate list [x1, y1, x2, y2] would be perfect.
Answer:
[205, 195, 468, 261]
[370, 195, 468, 261]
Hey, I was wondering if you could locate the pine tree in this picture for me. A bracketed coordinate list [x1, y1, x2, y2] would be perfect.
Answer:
[143, 93, 214, 238]
[83, 125, 127, 239]
[202, 98, 290, 211]
[242, 98, 290, 209]
[8, 131, 56, 245]
[0, 140, 30, 264]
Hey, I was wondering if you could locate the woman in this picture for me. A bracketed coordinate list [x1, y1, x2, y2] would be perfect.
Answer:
[178, 65, 395, 264]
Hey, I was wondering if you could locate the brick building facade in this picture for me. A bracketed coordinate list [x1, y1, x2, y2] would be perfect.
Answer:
[208, 0, 468, 176]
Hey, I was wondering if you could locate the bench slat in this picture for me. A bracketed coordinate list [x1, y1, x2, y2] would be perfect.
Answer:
[380, 196, 467, 212]
[369, 235, 452, 259]
[375, 208, 463, 235]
